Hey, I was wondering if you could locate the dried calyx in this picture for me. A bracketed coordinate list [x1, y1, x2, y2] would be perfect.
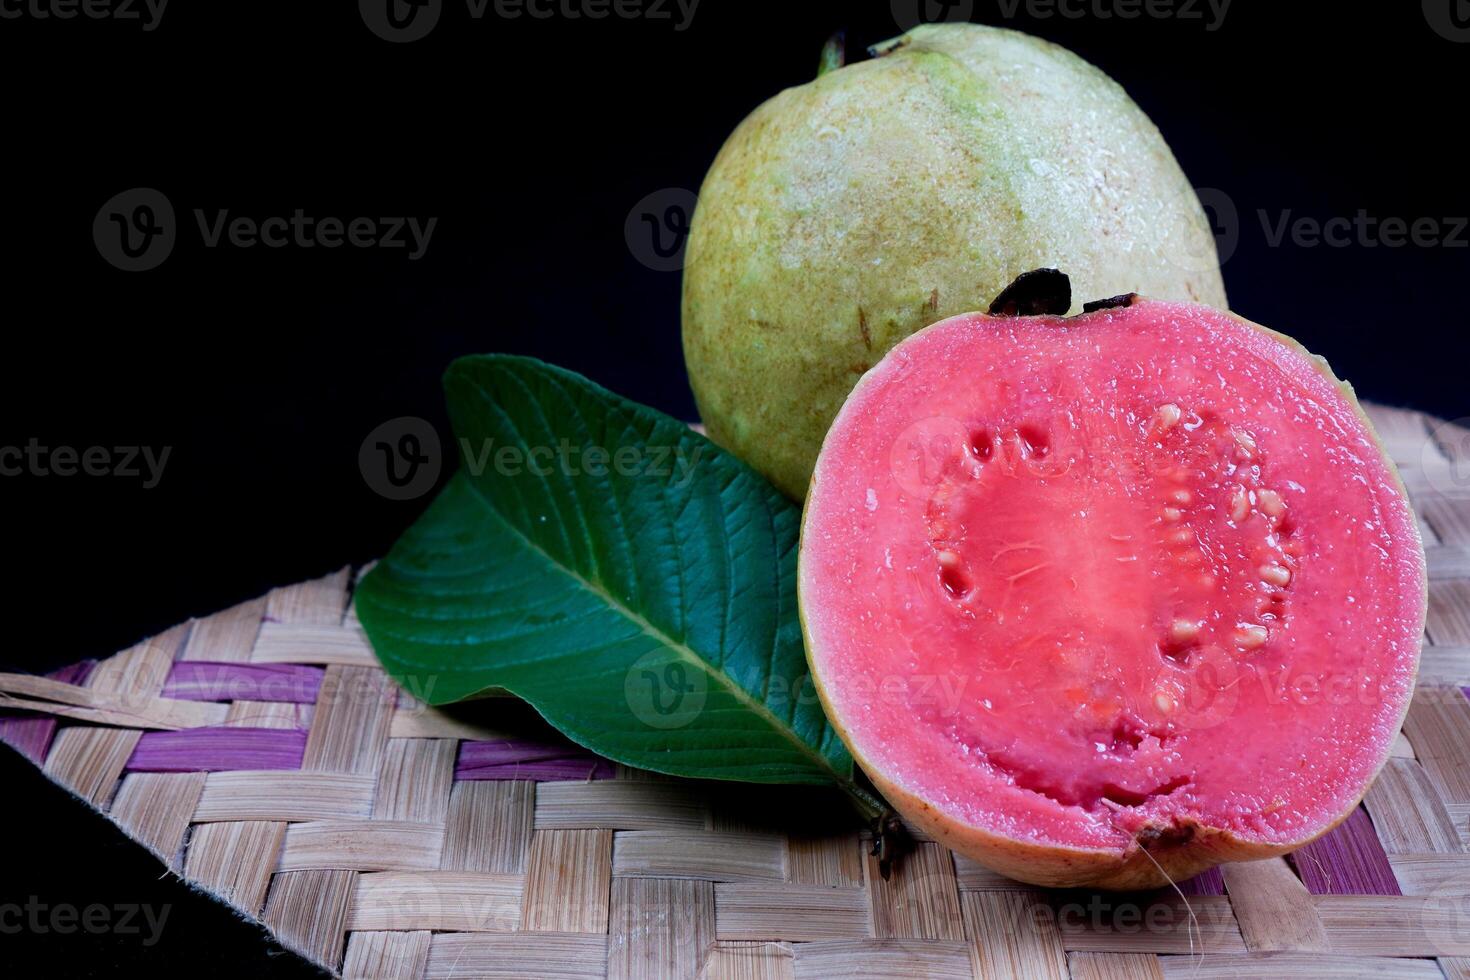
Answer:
[988, 269, 1143, 319]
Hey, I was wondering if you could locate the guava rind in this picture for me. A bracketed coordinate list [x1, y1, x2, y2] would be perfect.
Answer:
[798, 298, 1425, 890]
[683, 23, 1229, 499]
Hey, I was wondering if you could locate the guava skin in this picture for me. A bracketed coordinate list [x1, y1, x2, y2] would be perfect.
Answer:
[797, 298, 1426, 891]
[682, 23, 1229, 499]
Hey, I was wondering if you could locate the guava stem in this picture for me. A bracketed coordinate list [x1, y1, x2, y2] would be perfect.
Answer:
[837, 779, 908, 878]
[867, 36, 911, 58]
[817, 31, 845, 77]
[839, 778, 887, 823]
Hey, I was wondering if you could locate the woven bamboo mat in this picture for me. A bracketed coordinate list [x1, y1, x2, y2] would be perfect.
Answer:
[3, 401, 1469, 979]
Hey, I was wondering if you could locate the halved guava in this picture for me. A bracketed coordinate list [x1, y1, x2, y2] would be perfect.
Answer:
[799, 277, 1426, 889]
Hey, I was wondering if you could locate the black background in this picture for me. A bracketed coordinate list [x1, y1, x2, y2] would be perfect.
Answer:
[1, 1, 1466, 974]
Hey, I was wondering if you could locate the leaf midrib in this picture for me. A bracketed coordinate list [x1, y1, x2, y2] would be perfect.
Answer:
[457, 468, 852, 789]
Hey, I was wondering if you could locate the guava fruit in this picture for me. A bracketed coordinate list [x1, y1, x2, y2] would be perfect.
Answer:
[798, 272, 1425, 890]
[682, 23, 1229, 499]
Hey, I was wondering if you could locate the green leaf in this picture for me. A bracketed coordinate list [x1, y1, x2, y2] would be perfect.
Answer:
[356, 355, 860, 792]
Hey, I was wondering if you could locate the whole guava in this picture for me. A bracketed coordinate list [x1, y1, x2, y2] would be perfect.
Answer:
[682, 24, 1229, 498]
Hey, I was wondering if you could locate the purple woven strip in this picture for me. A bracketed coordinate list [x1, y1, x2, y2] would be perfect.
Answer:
[1289, 806, 1401, 895]
[124, 726, 307, 773]
[0, 660, 96, 763]
[161, 661, 324, 704]
[455, 738, 616, 781]
[1462, 686, 1469, 704]
[1177, 865, 1225, 896]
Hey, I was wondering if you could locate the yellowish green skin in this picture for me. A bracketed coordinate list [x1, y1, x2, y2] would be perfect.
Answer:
[682, 24, 1230, 499]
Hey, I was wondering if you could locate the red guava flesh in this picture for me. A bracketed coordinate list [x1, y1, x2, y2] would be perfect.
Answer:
[799, 298, 1426, 889]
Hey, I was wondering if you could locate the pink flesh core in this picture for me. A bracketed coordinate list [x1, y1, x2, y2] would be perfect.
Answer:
[801, 302, 1423, 854]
